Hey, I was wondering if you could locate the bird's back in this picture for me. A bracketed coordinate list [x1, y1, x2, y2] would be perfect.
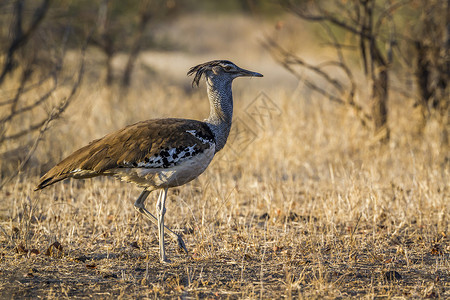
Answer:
[35, 118, 216, 190]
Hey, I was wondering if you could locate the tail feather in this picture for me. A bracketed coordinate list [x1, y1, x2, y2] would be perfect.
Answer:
[35, 172, 71, 191]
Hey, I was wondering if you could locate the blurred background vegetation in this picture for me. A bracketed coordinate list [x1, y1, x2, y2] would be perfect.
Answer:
[0, 0, 448, 185]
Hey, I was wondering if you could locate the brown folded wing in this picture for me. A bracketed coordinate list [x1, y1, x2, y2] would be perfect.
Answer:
[35, 118, 215, 190]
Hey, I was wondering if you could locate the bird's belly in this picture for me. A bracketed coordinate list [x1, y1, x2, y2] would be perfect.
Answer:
[109, 146, 215, 189]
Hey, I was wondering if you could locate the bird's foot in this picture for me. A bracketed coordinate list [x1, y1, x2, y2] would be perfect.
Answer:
[160, 257, 171, 264]
[177, 235, 189, 255]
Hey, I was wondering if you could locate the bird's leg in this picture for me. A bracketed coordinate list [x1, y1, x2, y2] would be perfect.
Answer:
[156, 188, 168, 262]
[134, 189, 188, 255]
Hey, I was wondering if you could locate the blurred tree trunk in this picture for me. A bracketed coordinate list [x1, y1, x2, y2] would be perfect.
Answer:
[364, 0, 390, 141]
[102, 35, 115, 85]
[436, 0, 449, 147]
[415, 40, 432, 125]
[413, 0, 449, 146]
[371, 65, 389, 141]
[122, 2, 152, 88]
[96, 0, 115, 85]
[443, 0, 450, 146]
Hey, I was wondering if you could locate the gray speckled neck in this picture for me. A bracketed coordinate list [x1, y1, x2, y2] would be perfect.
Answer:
[204, 75, 233, 152]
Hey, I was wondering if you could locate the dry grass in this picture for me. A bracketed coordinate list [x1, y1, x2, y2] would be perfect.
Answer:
[1, 14, 449, 299]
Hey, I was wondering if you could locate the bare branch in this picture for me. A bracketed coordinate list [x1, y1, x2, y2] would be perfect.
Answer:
[284, 0, 365, 37]
[0, 76, 57, 125]
[374, 0, 409, 34]
[2, 118, 47, 142]
[263, 36, 371, 128]
[266, 37, 346, 93]
[0, 73, 58, 106]
[0, 66, 32, 141]
[0, 0, 50, 85]
[0, 42, 86, 189]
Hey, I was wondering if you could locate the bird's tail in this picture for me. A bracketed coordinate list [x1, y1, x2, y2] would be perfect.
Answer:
[34, 171, 70, 191]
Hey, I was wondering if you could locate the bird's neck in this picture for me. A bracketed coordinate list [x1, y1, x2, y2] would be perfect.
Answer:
[205, 77, 233, 152]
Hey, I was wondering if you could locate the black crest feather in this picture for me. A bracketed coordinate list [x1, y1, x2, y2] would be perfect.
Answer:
[187, 60, 234, 87]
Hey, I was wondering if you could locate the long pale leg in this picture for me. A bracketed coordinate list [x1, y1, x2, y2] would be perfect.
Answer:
[133, 189, 188, 255]
[156, 188, 168, 262]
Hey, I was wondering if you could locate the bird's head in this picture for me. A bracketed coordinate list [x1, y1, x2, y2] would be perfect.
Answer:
[187, 60, 263, 87]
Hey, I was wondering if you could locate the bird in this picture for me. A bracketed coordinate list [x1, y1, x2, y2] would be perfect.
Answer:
[35, 60, 263, 262]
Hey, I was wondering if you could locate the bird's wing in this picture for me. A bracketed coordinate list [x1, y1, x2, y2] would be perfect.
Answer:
[35, 118, 215, 190]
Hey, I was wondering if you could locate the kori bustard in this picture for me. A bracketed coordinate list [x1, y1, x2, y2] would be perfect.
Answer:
[35, 60, 263, 262]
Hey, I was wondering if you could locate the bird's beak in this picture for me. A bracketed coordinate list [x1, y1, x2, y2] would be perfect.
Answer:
[237, 67, 263, 78]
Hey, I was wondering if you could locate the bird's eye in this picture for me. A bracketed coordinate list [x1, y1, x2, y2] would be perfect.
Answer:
[224, 65, 233, 71]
